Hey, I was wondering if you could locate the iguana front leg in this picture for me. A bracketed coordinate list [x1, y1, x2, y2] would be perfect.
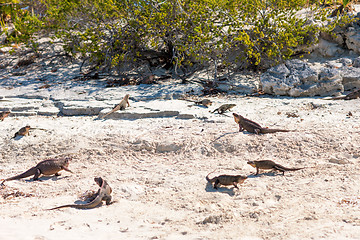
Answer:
[104, 195, 112, 205]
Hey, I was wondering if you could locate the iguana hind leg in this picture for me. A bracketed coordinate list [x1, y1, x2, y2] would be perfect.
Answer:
[33, 169, 41, 180]
[214, 179, 220, 189]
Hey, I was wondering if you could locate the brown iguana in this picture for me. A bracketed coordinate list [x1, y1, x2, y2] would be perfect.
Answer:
[324, 89, 360, 100]
[212, 104, 236, 114]
[48, 177, 112, 210]
[1, 157, 73, 185]
[0, 111, 10, 121]
[13, 125, 47, 138]
[101, 94, 130, 119]
[206, 171, 247, 189]
[247, 160, 304, 175]
[233, 113, 292, 134]
[13, 125, 31, 138]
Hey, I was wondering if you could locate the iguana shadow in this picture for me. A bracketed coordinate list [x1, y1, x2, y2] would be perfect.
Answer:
[205, 182, 236, 196]
[213, 131, 238, 141]
[25, 175, 70, 182]
[246, 172, 280, 179]
[12, 135, 25, 140]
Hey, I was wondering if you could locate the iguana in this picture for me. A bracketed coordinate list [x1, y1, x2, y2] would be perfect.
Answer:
[101, 94, 130, 119]
[206, 171, 247, 189]
[184, 98, 213, 107]
[48, 177, 112, 210]
[1, 157, 73, 185]
[247, 160, 304, 175]
[13, 125, 31, 138]
[233, 113, 292, 134]
[323, 89, 360, 100]
[212, 104, 236, 114]
[13, 125, 47, 138]
[0, 111, 10, 121]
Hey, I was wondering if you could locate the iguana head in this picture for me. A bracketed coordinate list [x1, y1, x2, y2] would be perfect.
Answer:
[63, 157, 71, 164]
[247, 161, 256, 168]
[236, 175, 248, 183]
[233, 113, 240, 124]
[94, 177, 104, 187]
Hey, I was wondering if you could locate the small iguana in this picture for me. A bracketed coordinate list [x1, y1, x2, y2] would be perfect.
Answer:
[48, 177, 112, 210]
[13, 125, 31, 138]
[184, 98, 213, 107]
[13, 125, 47, 138]
[0, 111, 10, 121]
[101, 94, 130, 119]
[1, 157, 73, 185]
[212, 104, 236, 114]
[233, 113, 292, 134]
[324, 89, 360, 100]
[206, 171, 247, 189]
[247, 160, 304, 175]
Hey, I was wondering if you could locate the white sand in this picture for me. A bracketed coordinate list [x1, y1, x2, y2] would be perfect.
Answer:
[1, 95, 360, 240]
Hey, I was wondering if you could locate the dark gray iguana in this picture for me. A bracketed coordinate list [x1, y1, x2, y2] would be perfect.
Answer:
[247, 160, 304, 175]
[1, 157, 73, 185]
[48, 177, 112, 210]
[183, 98, 213, 108]
[212, 104, 236, 114]
[206, 171, 247, 189]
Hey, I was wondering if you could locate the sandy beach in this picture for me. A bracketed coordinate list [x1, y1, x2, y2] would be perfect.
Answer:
[1, 92, 360, 239]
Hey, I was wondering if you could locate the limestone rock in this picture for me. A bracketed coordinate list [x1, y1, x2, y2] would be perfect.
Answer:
[345, 28, 360, 54]
[315, 39, 344, 57]
[341, 67, 360, 90]
[352, 57, 360, 68]
[261, 59, 345, 97]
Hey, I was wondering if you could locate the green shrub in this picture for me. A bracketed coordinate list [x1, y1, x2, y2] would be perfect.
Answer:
[0, 0, 354, 73]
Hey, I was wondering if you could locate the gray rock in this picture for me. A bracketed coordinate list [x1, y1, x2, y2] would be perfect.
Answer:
[346, 31, 360, 54]
[314, 39, 344, 57]
[261, 59, 348, 97]
[156, 142, 182, 153]
[57, 100, 107, 116]
[353, 57, 360, 68]
[261, 60, 320, 97]
[341, 67, 360, 90]
[176, 114, 195, 119]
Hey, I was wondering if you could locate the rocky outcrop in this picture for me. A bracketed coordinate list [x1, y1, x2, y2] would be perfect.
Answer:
[260, 59, 360, 97]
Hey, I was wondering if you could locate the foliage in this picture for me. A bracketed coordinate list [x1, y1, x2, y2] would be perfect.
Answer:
[0, 0, 355, 73]
[0, 0, 43, 51]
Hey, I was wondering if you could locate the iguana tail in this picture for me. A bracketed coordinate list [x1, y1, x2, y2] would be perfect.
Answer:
[274, 164, 304, 172]
[2, 167, 37, 184]
[261, 128, 292, 134]
[206, 170, 217, 183]
[48, 196, 103, 210]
